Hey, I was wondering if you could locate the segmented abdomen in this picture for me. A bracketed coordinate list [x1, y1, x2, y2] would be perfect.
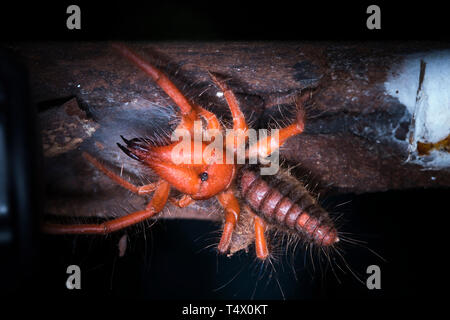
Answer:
[238, 168, 338, 246]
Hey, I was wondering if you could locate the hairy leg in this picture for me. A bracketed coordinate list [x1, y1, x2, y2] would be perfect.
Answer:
[242, 204, 269, 260]
[246, 92, 309, 159]
[216, 188, 241, 253]
[112, 43, 197, 131]
[42, 180, 171, 234]
[208, 72, 248, 133]
[83, 152, 156, 195]
[253, 215, 269, 260]
[209, 72, 249, 156]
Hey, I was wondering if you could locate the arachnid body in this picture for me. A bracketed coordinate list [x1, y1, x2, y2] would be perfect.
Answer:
[42, 43, 339, 260]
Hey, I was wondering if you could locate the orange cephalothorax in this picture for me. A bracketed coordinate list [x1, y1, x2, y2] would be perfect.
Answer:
[41, 43, 317, 260]
[118, 135, 236, 200]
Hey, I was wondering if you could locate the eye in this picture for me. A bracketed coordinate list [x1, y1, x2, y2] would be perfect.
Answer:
[200, 172, 209, 182]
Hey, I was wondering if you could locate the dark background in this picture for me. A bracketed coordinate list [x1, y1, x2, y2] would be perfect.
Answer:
[35, 189, 429, 300]
[0, 0, 447, 305]
[1, 1, 449, 41]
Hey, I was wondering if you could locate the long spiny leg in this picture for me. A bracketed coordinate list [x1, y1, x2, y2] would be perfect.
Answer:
[209, 72, 248, 155]
[216, 188, 241, 254]
[112, 43, 197, 131]
[246, 92, 309, 159]
[83, 152, 156, 195]
[42, 180, 171, 234]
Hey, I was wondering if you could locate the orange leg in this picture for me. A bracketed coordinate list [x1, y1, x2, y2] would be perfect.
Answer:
[42, 180, 171, 234]
[253, 215, 269, 260]
[216, 188, 241, 253]
[246, 93, 308, 159]
[246, 122, 304, 159]
[209, 72, 248, 133]
[243, 205, 269, 260]
[112, 43, 197, 131]
[83, 152, 156, 195]
[209, 72, 249, 155]
[169, 194, 194, 208]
